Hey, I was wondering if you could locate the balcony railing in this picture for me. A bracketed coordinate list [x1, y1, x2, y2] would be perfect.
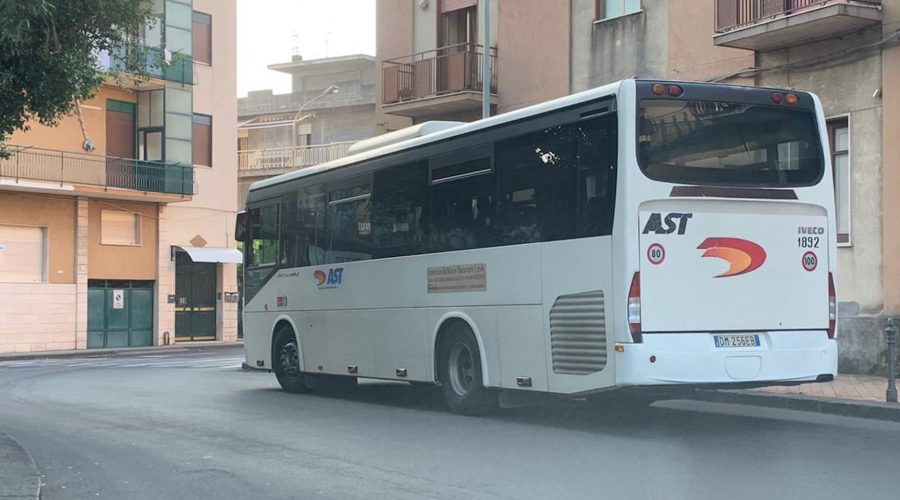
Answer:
[0, 146, 193, 196]
[382, 43, 497, 105]
[715, 0, 882, 32]
[238, 142, 355, 172]
[96, 38, 194, 85]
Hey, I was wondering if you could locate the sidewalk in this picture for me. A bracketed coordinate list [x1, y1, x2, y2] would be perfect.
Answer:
[0, 340, 243, 362]
[691, 373, 900, 423]
[0, 433, 40, 499]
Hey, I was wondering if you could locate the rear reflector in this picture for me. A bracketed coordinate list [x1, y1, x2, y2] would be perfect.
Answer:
[828, 272, 836, 339]
[628, 272, 642, 342]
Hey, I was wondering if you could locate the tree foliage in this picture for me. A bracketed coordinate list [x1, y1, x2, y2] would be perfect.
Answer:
[0, 0, 149, 146]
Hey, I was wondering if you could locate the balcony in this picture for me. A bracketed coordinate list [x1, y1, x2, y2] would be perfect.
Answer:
[0, 146, 193, 200]
[238, 142, 354, 179]
[382, 43, 497, 120]
[96, 38, 194, 86]
[714, 0, 883, 50]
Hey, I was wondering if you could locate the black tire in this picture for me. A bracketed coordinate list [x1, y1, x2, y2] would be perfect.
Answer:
[273, 327, 310, 394]
[437, 323, 496, 415]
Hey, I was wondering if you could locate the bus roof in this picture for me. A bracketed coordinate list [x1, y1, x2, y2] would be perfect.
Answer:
[247, 79, 626, 196]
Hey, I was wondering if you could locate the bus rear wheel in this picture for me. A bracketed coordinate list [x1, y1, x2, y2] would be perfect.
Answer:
[437, 324, 495, 415]
[273, 328, 310, 394]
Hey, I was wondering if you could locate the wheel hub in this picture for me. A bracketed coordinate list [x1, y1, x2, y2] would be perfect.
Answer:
[448, 341, 475, 396]
[279, 341, 301, 377]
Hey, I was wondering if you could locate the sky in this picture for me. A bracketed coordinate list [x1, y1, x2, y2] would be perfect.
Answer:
[236, 0, 376, 97]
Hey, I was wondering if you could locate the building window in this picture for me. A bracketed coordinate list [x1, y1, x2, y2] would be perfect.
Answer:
[101, 210, 141, 246]
[192, 11, 212, 65]
[0, 225, 46, 283]
[193, 114, 212, 167]
[828, 118, 850, 244]
[596, 0, 641, 20]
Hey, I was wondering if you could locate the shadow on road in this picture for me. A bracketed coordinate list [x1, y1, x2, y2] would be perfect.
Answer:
[228, 378, 867, 439]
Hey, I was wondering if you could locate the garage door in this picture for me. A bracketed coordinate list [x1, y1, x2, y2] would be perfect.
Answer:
[0, 225, 45, 283]
[87, 280, 154, 348]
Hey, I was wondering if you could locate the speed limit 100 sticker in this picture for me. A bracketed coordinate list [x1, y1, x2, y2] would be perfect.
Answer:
[647, 243, 666, 265]
[802, 251, 818, 272]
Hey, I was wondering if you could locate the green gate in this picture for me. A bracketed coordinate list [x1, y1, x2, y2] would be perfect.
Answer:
[87, 280, 154, 348]
[175, 252, 217, 341]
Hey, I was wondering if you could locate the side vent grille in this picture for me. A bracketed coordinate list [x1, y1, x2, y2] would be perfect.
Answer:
[550, 290, 607, 375]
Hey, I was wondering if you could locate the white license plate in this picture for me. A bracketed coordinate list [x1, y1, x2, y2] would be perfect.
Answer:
[713, 334, 760, 348]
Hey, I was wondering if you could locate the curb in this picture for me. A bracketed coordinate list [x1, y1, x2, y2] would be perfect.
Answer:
[0, 341, 243, 362]
[0, 433, 41, 499]
[690, 389, 900, 423]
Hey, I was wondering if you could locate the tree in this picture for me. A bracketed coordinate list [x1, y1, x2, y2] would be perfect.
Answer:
[0, 0, 150, 150]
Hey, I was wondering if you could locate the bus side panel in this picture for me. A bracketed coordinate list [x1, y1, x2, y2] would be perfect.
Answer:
[541, 237, 617, 395]
[497, 305, 549, 391]
[300, 311, 328, 375]
[242, 310, 277, 370]
[372, 309, 429, 381]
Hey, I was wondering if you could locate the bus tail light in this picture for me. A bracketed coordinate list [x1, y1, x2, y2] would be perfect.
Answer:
[628, 272, 642, 342]
[667, 85, 683, 97]
[828, 272, 836, 339]
[771, 92, 784, 104]
[785, 93, 799, 105]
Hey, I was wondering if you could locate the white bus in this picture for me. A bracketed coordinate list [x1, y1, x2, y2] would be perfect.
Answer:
[237, 79, 837, 414]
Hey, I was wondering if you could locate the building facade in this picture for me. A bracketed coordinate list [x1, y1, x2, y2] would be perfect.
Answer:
[0, 0, 238, 353]
[237, 54, 376, 209]
[375, 0, 900, 374]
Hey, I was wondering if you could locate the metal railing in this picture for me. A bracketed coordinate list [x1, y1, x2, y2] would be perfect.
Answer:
[715, 0, 882, 32]
[238, 142, 355, 172]
[0, 146, 194, 195]
[382, 43, 498, 105]
[96, 38, 194, 85]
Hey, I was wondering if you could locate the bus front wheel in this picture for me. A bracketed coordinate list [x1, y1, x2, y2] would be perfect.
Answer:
[273, 328, 310, 394]
[437, 324, 495, 415]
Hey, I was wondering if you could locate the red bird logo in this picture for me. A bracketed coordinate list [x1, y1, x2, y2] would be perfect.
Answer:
[697, 238, 767, 278]
[313, 270, 327, 286]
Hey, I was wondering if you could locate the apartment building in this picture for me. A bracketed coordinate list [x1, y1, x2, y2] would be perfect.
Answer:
[0, 0, 238, 352]
[237, 54, 377, 209]
[375, 0, 900, 374]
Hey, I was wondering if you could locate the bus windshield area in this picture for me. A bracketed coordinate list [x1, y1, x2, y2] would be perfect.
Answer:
[637, 99, 823, 187]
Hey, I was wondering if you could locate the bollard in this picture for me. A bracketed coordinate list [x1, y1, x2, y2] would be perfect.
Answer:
[886, 317, 897, 403]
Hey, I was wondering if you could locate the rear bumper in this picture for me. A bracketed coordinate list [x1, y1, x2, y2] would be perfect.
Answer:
[615, 331, 837, 386]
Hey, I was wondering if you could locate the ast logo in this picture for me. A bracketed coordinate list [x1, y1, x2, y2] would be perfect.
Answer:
[314, 267, 344, 289]
[642, 213, 693, 235]
[697, 238, 767, 278]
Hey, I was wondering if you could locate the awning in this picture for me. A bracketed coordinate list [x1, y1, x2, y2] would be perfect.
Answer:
[174, 246, 243, 263]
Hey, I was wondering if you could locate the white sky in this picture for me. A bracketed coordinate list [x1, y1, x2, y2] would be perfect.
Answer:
[236, 0, 376, 97]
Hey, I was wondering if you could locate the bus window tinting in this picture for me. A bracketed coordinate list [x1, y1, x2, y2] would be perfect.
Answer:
[244, 204, 279, 302]
[250, 113, 618, 274]
[637, 99, 823, 187]
[328, 181, 373, 262]
[495, 116, 617, 245]
[429, 157, 495, 253]
[373, 162, 428, 258]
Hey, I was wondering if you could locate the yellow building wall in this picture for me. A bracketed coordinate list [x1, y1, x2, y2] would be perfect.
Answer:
[8, 85, 137, 157]
[88, 200, 158, 280]
[0, 192, 76, 284]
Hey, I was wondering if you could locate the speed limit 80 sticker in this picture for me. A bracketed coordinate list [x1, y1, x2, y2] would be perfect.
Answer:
[647, 243, 666, 265]
[801, 251, 818, 272]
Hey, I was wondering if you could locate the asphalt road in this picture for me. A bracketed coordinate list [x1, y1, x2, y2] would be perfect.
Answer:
[1, 347, 899, 499]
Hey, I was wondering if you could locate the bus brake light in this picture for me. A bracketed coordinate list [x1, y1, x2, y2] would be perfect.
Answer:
[828, 272, 836, 339]
[628, 272, 642, 342]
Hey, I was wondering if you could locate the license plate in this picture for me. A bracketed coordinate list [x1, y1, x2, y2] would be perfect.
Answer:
[713, 334, 760, 348]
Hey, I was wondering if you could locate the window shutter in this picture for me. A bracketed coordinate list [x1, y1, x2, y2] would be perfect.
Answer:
[441, 0, 477, 13]
[193, 114, 212, 167]
[101, 211, 141, 245]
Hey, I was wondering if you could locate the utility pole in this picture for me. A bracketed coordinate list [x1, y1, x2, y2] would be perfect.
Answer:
[482, 0, 490, 119]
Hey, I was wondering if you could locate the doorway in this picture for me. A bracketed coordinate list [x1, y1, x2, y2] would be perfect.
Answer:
[174, 252, 218, 341]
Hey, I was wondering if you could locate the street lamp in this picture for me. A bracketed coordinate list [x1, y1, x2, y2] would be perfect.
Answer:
[291, 84, 339, 152]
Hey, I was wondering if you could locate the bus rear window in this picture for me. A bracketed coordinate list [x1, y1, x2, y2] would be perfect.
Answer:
[637, 99, 823, 187]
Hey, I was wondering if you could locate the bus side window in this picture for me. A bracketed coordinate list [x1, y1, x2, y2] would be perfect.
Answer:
[429, 157, 494, 253]
[280, 185, 328, 268]
[576, 116, 617, 237]
[245, 204, 279, 302]
[328, 180, 373, 264]
[372, 162, 428, 259]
